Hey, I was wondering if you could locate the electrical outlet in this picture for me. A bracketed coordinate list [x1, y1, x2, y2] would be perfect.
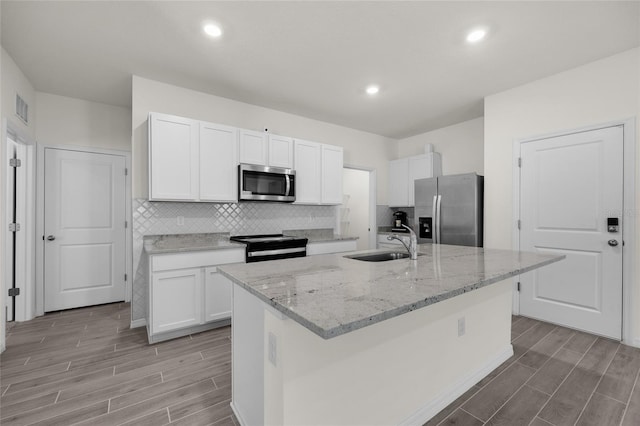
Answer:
[176, 216, 184, 226]
[268, 332, 277, 366]
[458, 317, 466, 337]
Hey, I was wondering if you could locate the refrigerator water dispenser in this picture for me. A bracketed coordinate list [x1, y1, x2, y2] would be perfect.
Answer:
[419, 217, 432, 239]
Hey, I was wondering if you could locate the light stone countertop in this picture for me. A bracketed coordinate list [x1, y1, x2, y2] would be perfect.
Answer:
[143, 233, 244, 254]
[218, 244, 564, 339]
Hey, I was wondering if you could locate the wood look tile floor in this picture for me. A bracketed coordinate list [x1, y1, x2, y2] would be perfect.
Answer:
[0, 303, 235, 426]
[2, 305, 640, 426]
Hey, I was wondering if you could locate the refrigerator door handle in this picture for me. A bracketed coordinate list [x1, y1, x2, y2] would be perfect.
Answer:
[436, 195, 442, 244]
[432, 195, 438, 243]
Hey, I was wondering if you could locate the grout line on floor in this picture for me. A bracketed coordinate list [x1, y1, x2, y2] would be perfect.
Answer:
[113, 366, 116, 376]
[66, 361, 71, 371]
[528, 415, 553, 426]
[23, 356, 30, 366]
[460, 407, 485, 424]
[161, 371, 164, 383]
[529, 336, 598, 424]
[593, 390, 628, 406]
[39, 336, 46, 343]
[2, 384, 10, 397]
[167, 406, 172, 423]
[107, 398, 111, 413]
[574, 341, 621, 424]
[211, 377, 218, 389]
[54, 390, 61, 403]
[619, 359, 640, 425]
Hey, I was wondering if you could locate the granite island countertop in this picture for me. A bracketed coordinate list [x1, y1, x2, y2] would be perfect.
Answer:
[218, 244, 564, 339]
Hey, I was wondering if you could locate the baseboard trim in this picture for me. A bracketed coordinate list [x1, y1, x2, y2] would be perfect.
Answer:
[399, 344, 514, 426]
[231, 401, 248, 426]
[130, 318, 146, 329]
[630, 338, 640, 348]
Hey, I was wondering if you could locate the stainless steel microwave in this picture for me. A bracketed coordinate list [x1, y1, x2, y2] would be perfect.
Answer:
[238, 164, 296, 202]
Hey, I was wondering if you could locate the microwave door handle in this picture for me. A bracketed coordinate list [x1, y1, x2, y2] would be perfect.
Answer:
[285, 174, 291, 196]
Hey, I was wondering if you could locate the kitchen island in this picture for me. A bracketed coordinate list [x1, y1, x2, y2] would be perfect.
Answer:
[218, 244, 563, 426]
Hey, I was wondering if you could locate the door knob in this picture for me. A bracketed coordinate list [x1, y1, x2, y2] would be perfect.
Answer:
[608, 239, 618, 247]
[47, 235, 56, 241]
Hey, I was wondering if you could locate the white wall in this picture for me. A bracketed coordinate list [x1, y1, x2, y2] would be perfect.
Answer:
[36, 92, 131, 151]
[132, 76, 395, 203]
[1, 48, 36, 139]
[484, 47, 640, 340]
[396, 117, 484, 175]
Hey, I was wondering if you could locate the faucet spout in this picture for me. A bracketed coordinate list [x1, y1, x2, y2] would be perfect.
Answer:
[387, 225, 418, 260]
[402, 225, 418, 260]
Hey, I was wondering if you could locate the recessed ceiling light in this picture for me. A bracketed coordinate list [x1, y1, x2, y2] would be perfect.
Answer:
[366, 85, 380, 95]
[466, 29, 487, 43]
[204, 23, 223, 38]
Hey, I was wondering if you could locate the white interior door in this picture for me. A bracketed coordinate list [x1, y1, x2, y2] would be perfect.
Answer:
[519, 126, 623, 339]
[44, 148, 126, 312]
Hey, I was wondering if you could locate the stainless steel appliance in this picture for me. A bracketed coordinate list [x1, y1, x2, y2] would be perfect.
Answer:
[230, 234, 308, 263]
[415, 173, 483, 247]
[238, 164, 295, 202]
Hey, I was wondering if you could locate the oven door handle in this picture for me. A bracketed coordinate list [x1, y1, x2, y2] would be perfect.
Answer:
[285, 174, 291, 196]
[247, 247, 306, 258]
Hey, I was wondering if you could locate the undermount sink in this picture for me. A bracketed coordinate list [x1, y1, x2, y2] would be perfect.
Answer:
[345, 252, 415, 262]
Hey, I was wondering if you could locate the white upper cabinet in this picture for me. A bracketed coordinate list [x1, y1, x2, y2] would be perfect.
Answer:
[294, 139, 344, 205]
[149, 113, 238, 202]
[321, 144, 344, 204]
[149, 113, 199, 201]
[199, 122, 238, 202]
[239, 130, 268, 166]
[293, 139, 322, 204]
[388, 158, 410, 207]
[268, 135, 294, 169]
[389, 153, 442, 207]
[240, 131, 294, 169]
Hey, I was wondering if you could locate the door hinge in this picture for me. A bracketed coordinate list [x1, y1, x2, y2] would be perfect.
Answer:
[124, 274, 127, 282]
[517, 220, 521, 230]
[124, 168, 128, 176]
[125, 221, 128, 229]
[8, 288, 20, 297]
[517, 157, 522, 168]
[8, 223, 20, 232]
[9, 158, 21, 168]
[517, 282, 521, 292]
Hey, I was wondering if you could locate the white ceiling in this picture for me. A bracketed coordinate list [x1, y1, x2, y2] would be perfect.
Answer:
[2, 1, 639, 138]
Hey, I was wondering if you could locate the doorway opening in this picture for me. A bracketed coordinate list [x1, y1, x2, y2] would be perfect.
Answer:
[341, 166, 376, 250]
[2, 119, 36, 326]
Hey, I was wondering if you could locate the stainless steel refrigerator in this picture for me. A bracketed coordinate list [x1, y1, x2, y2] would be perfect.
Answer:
[414, 173, 483, 247]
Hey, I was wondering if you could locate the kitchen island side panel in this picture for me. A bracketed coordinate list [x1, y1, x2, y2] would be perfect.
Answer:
[233, 279, 513, 425]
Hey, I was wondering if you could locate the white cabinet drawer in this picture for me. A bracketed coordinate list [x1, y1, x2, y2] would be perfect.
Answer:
[151, 249, 244, 272]
[307, 240, 357, 256]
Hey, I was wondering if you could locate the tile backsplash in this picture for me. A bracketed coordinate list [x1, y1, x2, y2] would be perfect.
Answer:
[132, 199, 337, 322]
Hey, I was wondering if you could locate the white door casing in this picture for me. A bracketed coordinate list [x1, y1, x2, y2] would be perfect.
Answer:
[44, 148, 126, 312]
[519, 126, 623, 339]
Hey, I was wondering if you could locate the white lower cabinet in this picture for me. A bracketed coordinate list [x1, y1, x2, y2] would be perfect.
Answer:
[307, 240, 357, 256]
[151, 268, 203, 334]
[148, 248, 244, 343]
[204, 266, 233, 322]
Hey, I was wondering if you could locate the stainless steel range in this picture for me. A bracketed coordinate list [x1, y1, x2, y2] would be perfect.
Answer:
[230, 234, 308, 263]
